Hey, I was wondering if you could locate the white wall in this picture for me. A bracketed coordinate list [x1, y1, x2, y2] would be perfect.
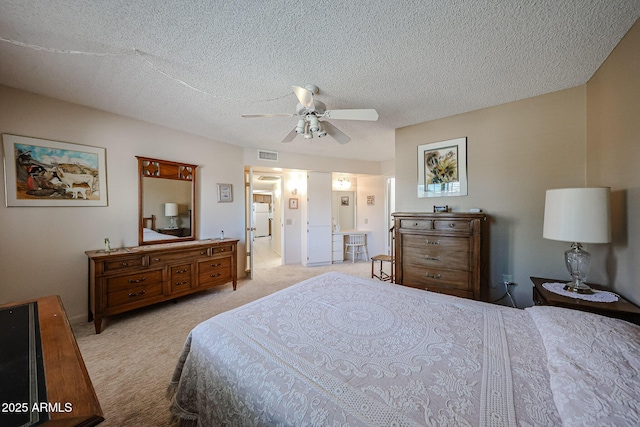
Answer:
[0, 85, 246, 323]
[356, 176, 388, 258]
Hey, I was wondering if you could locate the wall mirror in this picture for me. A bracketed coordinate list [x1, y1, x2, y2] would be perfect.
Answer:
[137, 156, 198, 245]
[332, 190, 356, 231]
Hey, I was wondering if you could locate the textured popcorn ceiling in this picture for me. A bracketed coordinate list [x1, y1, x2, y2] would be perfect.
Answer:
[0, 1, 638, 162]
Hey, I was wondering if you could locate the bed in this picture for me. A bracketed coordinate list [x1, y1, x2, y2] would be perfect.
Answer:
[142, 214, 180, 241]
[168, 272, 640, 426]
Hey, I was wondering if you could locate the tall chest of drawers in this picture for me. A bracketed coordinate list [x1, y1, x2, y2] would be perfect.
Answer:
[86, 239, 238, 333]
[392, 212, 486, 300]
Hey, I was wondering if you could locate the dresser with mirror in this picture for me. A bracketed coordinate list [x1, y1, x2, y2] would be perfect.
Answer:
[86, 157, 238, 333]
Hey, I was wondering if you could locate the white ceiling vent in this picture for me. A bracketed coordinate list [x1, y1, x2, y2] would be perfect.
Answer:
[258, 150, 279, 161]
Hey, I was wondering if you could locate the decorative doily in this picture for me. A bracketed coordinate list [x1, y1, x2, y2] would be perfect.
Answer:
[542, 282, 618, 303]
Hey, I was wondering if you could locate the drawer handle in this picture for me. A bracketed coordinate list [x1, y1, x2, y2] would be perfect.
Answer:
[175, 268, 188, 274]
[210, 262, 222, 267]
[200, 251, 207, 255]
[128, 289, 146, 297]
[210, 272, 222, 278]
[128, 277, 146, 284]
[425, 272, 442, 279]
[175, 280, 188, 286]
[121, 262, 130, 267]
[425, 255, 441, 261]
[426, 240, 440, 245]
[449, 223, 455, 228]
[153, 257, 162, 262]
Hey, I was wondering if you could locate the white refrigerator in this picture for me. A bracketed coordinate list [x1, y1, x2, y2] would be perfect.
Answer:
[253, 203, 270, 237]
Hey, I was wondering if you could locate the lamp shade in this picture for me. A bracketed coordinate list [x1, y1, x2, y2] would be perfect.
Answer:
[543, 187, 611, 243]
[164, 202, 178, 217]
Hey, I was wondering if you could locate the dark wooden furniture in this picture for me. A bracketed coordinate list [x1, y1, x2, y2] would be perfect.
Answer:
[86, 239, 238, 334]
[392, 212, 486, 299]
[531, 276, 640, 325]
[158, 227, 186, 237]
[0, 296, 104, 426]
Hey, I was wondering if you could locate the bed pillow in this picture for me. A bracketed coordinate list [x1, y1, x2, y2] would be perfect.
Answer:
[527, 305, 640, 427]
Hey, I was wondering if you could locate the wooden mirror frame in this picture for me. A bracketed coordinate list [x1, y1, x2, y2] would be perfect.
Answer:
[137, 156, 198, 245]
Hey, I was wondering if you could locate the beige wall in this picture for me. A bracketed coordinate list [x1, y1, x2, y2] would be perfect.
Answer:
[395, 86, 588, 307]
[395, 20, 640, 307]
[0, 85, 247, 323]
[587, 19, 640, 304]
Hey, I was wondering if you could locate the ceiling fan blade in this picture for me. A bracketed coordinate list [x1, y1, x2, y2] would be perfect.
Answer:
[292, 85, 314, 108]
[323, 109, 379, 121]
[281, 127, 298, 143]
[241, 113, 296, 118]
[322, 121, 351, 144]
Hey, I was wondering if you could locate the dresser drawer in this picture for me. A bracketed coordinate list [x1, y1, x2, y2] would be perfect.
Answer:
[170, 264, 193, 292]
[402, 234, 469, 251]
[399, 219, 433, 229]
[106, 269, 163, 293]
[107, 282, 163, 308]
[199, 256, 231, 273]
[403, 265, 470, 290]
[199, 267, 232, 285]
[403, 247, 469, 270]
[148, 248, 209, 266]
[211, 244, 234, 255]
[104, 255, 146, 272]
[402, 283, 471, 299]
[433, 220, 473, 232]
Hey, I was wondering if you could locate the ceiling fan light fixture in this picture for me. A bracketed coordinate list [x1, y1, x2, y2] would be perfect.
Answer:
[317, 124, 327, 138]
[295, 119, 306, 134]
[308, 115, 319, 133]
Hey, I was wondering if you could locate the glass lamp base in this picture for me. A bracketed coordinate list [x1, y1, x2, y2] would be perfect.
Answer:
[563, 242, 593, 294]
[563, 281, 594, 294]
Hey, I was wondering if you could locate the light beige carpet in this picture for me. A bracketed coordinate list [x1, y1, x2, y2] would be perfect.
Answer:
[73, 261, 373, 426]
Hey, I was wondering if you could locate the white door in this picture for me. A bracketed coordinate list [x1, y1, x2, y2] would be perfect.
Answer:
[304, 172, 332, 266]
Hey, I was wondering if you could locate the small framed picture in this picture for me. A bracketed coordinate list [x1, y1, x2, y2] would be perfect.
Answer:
[433, 205, 449, 213]
[341, 196, 349, 206]
[217, 183, 233, 202]
[367, 195, 375, 206]
[289, 198, 298, 209]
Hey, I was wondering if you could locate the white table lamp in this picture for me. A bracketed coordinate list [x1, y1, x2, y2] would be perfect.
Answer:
[165, 202, 179, 229]
[543, 187, 611, 294]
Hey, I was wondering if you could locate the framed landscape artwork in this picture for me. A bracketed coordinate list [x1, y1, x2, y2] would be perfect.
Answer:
[2, 134, 108, 207]
[417, 137, 467, 198]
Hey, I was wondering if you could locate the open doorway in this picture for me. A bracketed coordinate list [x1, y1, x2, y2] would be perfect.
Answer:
[250, 171, 283, 273]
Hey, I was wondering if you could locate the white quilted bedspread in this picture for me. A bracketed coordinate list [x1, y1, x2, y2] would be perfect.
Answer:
[168, 272, 637, 426]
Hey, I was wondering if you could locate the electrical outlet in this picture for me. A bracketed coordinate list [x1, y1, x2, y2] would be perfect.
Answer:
[502, 274, 513, 285]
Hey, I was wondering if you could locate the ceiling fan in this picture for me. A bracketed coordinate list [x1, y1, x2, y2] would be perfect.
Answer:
[241, 85, 378, 144]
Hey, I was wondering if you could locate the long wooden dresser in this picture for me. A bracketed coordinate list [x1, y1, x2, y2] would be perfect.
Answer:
[86, 239, 238, 334]
[392, 212, 486, 300]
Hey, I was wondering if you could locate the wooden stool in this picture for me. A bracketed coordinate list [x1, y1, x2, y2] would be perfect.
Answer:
[371, 254, 394, 282]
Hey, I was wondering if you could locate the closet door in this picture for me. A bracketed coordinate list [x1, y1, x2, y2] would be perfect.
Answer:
[304, 172, 332, 266]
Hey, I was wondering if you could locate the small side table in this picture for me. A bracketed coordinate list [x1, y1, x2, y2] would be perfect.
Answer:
[158, 227, 185, 237]
[531, 276, 640, 325]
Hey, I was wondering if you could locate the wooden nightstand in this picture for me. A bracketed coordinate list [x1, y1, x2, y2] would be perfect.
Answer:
[158, 227, 185, 237]
[531, 276, 640, 325]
